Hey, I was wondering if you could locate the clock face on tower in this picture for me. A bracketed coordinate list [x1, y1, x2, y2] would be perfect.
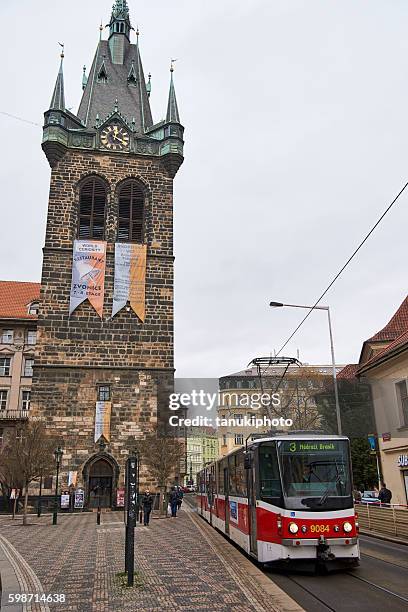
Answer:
[100, 124, 130, 151]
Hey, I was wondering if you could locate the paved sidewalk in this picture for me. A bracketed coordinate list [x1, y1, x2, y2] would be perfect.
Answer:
[0, 507, 302, 612]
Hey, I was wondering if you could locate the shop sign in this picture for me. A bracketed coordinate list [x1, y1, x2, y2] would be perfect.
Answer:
[397, 455, 408, 468]
[382, 432, 391, 442]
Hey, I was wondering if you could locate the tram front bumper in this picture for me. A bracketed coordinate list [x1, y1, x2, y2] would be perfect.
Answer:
[281, 537, 358, 546]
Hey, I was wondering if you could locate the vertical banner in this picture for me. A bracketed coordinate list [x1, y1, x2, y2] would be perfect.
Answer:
[94, 401, 112, 442]
[112, 243, 147, 321]
[69, 240, 106, 318]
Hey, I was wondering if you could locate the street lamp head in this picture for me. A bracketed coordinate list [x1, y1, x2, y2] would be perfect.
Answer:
[54, 446, 63, 465]
[269, 301, 284, 308]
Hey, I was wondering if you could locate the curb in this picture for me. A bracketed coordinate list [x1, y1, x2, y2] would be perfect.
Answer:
[359, 529, 408, 546]
[0, 541, 23, 612]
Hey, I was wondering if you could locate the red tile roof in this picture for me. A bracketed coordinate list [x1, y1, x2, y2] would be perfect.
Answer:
[0, 281, 40, 320]
[337, 364, 359, 380]
[358, 329, 408, 374]
[367, 296, 408, 343]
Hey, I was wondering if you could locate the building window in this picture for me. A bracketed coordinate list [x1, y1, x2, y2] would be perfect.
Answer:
[27, 330, 37, 345]
[24, 358, 34, 377]
[0, 390, 8, 410]
[117, 180, 145, 242]
[234, 433, 244, 446]
[1, 329, 13, 344]
[0, 358, 11, 376]
[98, 385, 111, 401]
[21, 390, 31, 411]
[28, 302, 39, 315]
[396, 380, 408, 426]
[78, 177, 107, 239]
[222, 435, 227, 446]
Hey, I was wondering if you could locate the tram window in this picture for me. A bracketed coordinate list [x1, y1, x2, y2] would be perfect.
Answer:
[218, 459, 226, 494]
[259, 444, 282, 501]
[235, 451, 247, 496]
[229, 454, 238, 495]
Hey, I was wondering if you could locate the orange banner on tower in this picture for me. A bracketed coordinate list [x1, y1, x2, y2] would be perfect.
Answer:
[112, 243, 147, 321]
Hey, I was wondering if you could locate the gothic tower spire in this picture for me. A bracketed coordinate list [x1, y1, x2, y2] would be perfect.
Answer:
[49, 46, 65, 111]
[166, 61, 180, 123]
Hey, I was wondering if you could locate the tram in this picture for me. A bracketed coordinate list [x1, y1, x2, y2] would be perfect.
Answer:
[197, 433, 360, 569]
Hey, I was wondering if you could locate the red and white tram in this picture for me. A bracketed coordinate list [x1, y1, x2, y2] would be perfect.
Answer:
[197, 433, 360, 569]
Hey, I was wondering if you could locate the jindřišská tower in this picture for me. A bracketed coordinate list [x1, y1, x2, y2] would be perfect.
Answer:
[31, 0, 183, 508]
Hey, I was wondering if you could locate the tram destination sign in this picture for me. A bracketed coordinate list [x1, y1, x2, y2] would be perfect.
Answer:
[281, 440, 343, 453]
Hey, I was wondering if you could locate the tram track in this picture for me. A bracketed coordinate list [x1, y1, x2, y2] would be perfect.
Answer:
[360, 550, 408, 570]
[344, 571, 408, 604]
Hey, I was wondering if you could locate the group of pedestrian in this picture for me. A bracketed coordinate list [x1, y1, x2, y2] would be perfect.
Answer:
[140, 485, 185, 525]
[353, 482, 392, 506]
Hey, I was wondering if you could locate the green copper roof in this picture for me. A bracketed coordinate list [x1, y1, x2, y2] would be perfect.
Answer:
[49, 56, 65, 111]
[166, 70, 180, 123]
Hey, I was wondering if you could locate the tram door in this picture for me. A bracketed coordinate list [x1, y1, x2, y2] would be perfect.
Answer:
[248, 458, 258, 556]
[224, 467, 230, 536]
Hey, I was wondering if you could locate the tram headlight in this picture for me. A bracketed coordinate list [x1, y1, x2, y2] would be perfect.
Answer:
[343, 521, 353, 533]
[333, 525, 340, 533]
[288, 522, 299, 534]
[301, 525, 307, 534]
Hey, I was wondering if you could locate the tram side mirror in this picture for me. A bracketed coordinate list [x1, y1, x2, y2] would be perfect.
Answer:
[244, 453, 253, 470]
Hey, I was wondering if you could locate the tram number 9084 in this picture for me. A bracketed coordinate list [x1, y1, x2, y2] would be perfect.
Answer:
[310, 524, 330, 533]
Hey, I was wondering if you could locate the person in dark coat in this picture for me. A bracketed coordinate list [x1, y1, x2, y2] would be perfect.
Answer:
[141, 490, 153, 525]
[176, 487, 184, 510]
[378, 482, 392, 505]
[169, 487, 178, 517]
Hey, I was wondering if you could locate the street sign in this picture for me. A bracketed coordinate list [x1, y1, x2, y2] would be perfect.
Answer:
[367, 434, 377, 454]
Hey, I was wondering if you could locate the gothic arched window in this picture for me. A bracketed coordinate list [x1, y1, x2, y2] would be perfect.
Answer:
[117, 180, 145, 242]
[78, 178, 107, 239]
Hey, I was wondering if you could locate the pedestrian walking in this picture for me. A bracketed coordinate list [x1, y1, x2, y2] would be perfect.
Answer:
[141, 489, 153, 525]
[169, 486, 178, 517]
[378, 482, 392, 505]
[176, 487, 184, 511]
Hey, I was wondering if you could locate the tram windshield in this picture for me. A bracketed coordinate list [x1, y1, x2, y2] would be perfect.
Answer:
[277, 439, 352, 511]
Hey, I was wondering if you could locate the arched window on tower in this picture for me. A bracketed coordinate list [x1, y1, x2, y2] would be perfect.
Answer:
[117, 180, 145, 242]
[78, 178, 107, 239]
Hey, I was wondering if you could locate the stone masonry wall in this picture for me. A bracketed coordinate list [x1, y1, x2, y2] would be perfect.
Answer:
[30, 147, 177, 501]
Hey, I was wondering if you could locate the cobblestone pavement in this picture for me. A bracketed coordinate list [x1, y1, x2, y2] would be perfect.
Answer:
[0, 505, 302, 612]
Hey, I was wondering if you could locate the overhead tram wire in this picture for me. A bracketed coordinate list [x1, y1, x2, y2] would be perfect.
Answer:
[276, 179, 408, 357]
[0, 111, 41, 128]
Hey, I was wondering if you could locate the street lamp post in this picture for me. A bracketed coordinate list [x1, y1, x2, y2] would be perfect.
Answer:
[52, 446, 63, 525]
[37, 473, 43, 518]
[269, 301, 342, 435]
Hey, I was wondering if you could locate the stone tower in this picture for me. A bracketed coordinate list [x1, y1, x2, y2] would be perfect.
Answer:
[31, 0, 184, 508]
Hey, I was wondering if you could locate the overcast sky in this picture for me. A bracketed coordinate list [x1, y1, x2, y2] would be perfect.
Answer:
[0, 0, 406, 378]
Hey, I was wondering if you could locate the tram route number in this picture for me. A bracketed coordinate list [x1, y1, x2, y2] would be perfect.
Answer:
[310, 524, 330, 533]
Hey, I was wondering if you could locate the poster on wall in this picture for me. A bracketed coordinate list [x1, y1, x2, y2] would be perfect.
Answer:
[116, 489, 125, 507]
[94, 401, 112, 442]
[112, 243, 147, 321]
[61, 493, 70, 509]
[69, 240, 106, 318]
[74, 489, 85, 509]
[68, 471, 77, 487]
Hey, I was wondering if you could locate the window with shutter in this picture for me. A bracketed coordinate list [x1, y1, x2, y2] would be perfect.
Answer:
[117, 180, 144, 242]
[78, 178, 107, 239]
